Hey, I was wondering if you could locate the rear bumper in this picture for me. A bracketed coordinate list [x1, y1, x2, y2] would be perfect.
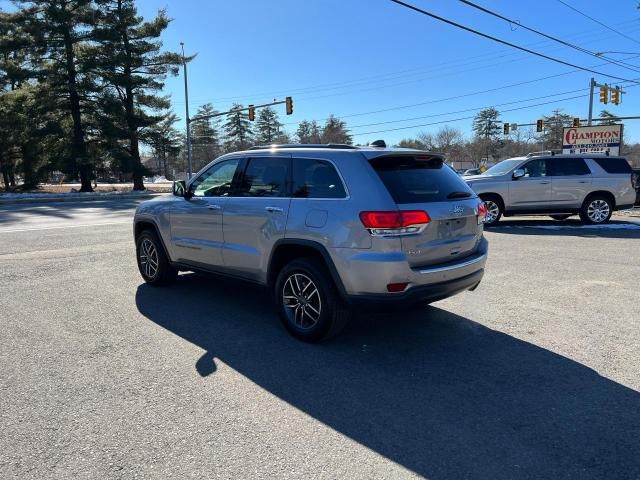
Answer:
[331, 236, 488, 305]
[346, 269, 484, 307]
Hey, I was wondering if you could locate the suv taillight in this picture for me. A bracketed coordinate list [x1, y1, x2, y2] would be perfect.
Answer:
[477, 202, 487, 224]
[359, 210, 430, 236]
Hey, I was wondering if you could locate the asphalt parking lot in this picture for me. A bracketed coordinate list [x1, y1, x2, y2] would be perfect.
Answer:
[1, 200, 639, 479]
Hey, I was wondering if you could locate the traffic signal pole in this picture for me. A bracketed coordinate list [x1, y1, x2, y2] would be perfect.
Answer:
[588, 77, 595, 126]
[180, 42, 193, 179]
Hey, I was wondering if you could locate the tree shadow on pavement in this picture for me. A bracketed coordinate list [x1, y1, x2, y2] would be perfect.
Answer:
[487, 218, 640, 239]
[135, 273, 640, 480]
[0, 199, 146, 224]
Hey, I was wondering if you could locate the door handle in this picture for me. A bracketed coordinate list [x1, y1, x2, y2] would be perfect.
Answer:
[539, 181, 550, 185]
[578, 181, 589, 183]
[265, 206, 284, 213]
[207, 204, 222, 210]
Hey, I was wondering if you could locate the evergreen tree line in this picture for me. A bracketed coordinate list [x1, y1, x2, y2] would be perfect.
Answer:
[0, 0, 356, 189]
[152, 107, 354, 177]
[0, 0, 185, 191]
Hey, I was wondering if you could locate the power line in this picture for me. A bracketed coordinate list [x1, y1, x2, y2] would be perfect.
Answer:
[348, 89, 589, 129]
[352, 80, 640, 137]
[174, 21, 640, 107]
[351, 95, 584, 137]
[279, 55, 640, 127]
[459, 0, 640, 73]
[389, 0, 640, 84]
[188, 77, 638, 139]
[556, 0, 640, 46]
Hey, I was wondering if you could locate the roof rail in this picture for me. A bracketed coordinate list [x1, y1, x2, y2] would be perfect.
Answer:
[526, 150, 560, 157]
[248, 143, 358, 150]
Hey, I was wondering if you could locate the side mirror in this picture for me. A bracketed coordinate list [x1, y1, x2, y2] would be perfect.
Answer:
[512, 169, 525, 179]
[173, 180, 186, 197]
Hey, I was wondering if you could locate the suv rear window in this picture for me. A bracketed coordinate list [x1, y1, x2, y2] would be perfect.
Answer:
[369, 155, 475, 204]
[592, 157, 632, 174]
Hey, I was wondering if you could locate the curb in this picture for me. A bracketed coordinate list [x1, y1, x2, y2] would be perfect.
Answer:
[0, 191, 168, 205]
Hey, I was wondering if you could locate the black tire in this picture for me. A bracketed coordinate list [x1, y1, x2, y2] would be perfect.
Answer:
[480, 194, 503, 225]
[275, 257, 350, 342]
[136, 229, 178, 286]
[550, 214, 572, 221]
[579, 195, 613, 224]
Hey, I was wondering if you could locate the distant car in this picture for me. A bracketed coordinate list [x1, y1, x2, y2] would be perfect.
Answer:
[463, 168, 482, 176]
[465, 154, 636, 225]
[133, 143, 488, 342]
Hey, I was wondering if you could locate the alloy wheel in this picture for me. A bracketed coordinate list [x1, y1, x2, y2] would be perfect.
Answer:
[484, 200, 500, 224]
[139, 238, 159, 279]
[587, 199, 610, 223]
[282, 273, 322, 329]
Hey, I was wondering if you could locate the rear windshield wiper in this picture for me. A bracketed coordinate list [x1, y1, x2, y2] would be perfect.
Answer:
[447, 191, 471, 199]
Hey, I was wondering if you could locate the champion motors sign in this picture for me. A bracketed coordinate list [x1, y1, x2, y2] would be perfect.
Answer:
[562, 124, 623, 156]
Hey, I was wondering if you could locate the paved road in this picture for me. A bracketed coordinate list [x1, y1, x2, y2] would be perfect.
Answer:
[1, 200, 639, 479]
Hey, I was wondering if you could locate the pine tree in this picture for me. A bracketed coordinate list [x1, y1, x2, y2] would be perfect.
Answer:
[598, 110, 617, 126]
[93, 0, 184, 190]
[191, 103, 221, 170]
[15, 0, 100, 191]
[255, 106, 283, 144]
[223, 104, 253, 152]
[296, 120, 322, 143]
[472, 108, 501, 160]
[321, 115, 352, 144]
[143, 112, 181, 178]
[541, 110, 573, 150]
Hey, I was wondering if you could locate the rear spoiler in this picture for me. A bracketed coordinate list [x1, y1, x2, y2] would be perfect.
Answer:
[366, 152, 445, 169]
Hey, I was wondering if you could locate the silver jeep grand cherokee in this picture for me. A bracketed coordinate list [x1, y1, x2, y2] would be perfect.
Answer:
[134, 144, 488, 341]
[466, 153, 636, 225]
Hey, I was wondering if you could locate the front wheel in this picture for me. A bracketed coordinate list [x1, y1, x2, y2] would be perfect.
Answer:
[275, 258, 350, 342]
[580, 196, 613, 224]
[136, 230, 178, 285]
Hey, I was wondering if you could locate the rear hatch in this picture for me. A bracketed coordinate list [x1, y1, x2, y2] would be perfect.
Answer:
[369, 154, 482, 268]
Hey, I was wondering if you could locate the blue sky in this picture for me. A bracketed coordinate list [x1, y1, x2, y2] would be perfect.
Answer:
[136, 0, 640, 145]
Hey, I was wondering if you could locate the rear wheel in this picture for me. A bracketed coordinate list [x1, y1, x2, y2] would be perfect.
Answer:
[480, 195, 503, 225]
[580, 195, 613, 224]
[275, 257, 350, 342]
[136, 230, 177, 285]
[550, 214, 572, 221]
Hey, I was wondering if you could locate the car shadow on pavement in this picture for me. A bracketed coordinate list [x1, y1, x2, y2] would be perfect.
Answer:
[135, 273, 640, 480]
[487, 218, 640, 239]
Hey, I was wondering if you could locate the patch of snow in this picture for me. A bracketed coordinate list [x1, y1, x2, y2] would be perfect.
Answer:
[500, 223, 640, 230]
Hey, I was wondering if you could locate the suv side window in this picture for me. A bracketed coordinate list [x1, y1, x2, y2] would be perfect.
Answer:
[591, 157, 632, 174]
[522, 159, 547, 178]
[292, 158, 347, 198]
[548, 158, 591, 176]
[237, 157, 290, 197]
[191, 159, 241, 197]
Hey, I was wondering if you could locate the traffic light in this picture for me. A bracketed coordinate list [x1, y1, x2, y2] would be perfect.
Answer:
[285, 96, 293, 115]
[536, 119, 544, 133]
[600, 85, 608, 104]
[572, 117, 580, 127]
[611, 86, 621, 105]
[503, 123, 510, 135]
[248, 105, 255, 121]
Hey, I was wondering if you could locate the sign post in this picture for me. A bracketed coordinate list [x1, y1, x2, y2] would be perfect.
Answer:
[562, 124, 623, 156]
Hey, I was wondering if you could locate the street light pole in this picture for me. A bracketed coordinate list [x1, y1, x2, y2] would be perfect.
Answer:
[588, 77, 595, 126]
[180, 42, 193, 179]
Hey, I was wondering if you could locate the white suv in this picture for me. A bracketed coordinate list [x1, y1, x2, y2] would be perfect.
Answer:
[465, 154, 636, 225]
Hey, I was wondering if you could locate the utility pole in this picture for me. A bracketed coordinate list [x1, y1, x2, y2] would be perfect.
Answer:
[180, 42, 193, 179]
[588, 77, 595, 126]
